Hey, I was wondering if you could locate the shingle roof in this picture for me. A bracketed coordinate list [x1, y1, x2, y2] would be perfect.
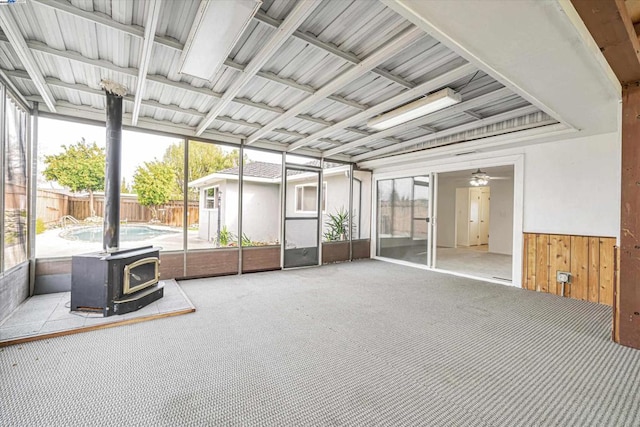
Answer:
[217, 161, 282, 179]
[217, 160, 345, 179]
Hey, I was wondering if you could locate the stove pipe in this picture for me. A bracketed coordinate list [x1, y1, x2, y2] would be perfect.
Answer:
[100, 80, 127, 253]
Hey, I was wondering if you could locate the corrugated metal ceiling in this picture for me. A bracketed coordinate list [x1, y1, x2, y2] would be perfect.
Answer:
[0, 0, 560, 162]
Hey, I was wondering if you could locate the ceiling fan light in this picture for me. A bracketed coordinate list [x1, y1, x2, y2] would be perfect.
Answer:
[367, 87, 462, 130]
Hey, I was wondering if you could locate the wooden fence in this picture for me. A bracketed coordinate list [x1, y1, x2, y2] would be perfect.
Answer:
[37, 190, 198, 227]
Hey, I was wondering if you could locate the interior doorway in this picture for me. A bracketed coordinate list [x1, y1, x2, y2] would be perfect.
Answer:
[435, 165, 514, 282]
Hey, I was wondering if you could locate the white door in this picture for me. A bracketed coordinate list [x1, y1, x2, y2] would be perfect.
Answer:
[469, 188, 481, 246]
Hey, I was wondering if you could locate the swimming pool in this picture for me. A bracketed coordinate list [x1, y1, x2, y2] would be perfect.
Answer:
[61, 225, 179, 242]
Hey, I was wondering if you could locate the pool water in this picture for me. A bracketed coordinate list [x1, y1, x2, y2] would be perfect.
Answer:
[61, 225, 179, 242]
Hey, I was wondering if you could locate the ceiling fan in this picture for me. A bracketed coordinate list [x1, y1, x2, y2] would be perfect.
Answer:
[469, 169, 510, 186]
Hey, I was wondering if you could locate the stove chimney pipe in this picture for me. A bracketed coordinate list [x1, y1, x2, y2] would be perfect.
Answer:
[100, 80, 127, 253]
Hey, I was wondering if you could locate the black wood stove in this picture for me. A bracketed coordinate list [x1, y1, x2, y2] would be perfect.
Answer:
[71, 246, 163, 317]
[70, 81, 163, 317]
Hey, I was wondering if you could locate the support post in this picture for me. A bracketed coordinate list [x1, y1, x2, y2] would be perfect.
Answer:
[617, 83, 640, 348]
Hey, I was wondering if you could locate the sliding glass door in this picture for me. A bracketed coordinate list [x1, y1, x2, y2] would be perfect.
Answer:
[376, 174, 435, 266]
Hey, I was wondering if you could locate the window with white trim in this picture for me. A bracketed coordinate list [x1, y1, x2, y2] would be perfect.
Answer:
[204, 187, 219, 209]
[295, 182, 326, 213]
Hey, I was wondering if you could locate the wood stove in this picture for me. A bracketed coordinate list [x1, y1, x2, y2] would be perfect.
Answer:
[71, 246, 163, 317]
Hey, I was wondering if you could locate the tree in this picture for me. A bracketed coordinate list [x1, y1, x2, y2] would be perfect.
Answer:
[162, 141, 244, 199]
[120, 178, 130, 194]
[43, 138, 105, 217]
[132, 160, 175, 222]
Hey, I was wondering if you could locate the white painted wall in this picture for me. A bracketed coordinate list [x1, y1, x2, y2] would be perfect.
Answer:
[523, 132, 619, 237]
[242, 181, 280, 244]
[489, 179, 514, 255]
[454, 187, 469, 247]
[436, 178, 458, 248]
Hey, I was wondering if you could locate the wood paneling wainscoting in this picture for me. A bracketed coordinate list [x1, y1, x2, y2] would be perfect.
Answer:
[522, 233, 617, 306]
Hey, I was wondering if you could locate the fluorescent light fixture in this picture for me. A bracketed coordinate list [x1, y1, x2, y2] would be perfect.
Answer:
[178, 0, 262, 81]
[367, 87, 461, 130]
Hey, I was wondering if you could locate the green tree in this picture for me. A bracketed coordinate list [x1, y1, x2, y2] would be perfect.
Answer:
[162, 141, 244, 199]
[132, 161, 175, 222]
[120, 177, 130, 194]
[42, 138, 105, 217]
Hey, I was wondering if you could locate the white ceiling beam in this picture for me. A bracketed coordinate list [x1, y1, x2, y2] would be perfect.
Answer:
[287, 62, 476, 152]
[21, 75, 343, 144]
[32, 0, 182, 50]
[0, 68, 30, 107]
[131, 0, 162, 126]
[0, 8, 56, 112]
[195, 0, 323, 136]
[246, 26, 425, 145]
[464, 110, 482, 120]
[0, 37, 284, 114]
[323, 86, 512, 157]
[352, 105, 540, 161]
[253, 11, 414, 89]
[30, 0, 369, 113]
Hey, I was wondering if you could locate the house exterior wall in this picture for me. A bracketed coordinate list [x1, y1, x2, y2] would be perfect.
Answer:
[242, 181, 280, 244]
[198, 180, 231, 242]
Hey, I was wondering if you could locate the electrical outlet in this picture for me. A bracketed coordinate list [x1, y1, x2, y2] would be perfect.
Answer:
[556, 271, 571, 283]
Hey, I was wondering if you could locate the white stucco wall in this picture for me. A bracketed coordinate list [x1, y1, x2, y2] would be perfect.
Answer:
[522, 132, 619, 237]
[242, 181, 280, 244]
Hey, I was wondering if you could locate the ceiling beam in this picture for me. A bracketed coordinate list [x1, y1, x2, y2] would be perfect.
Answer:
[253, 11, 414, 89]
[570, 0, 640, 84]
[352, 105, 540, 161]
[131, 0, 162, 126]
[0, 8, 56, 112]
[246, 26, 425, 145]
[34, 0, 414, 95]
[464, 110, 482, 120]
[32, 0, 182, 50]
[287, 62, 476, 153]
[18, 74, 340, 143]
[195, 0, 323, 136]
[29, 0, 369, 113]
[324, 86, 512, 157]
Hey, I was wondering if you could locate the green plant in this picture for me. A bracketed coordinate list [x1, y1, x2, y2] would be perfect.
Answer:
[323, 208, 351, 242]
[218, 225, 236, 247]
[36, 218, 46, 235]
[241, 233, 252, 247]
